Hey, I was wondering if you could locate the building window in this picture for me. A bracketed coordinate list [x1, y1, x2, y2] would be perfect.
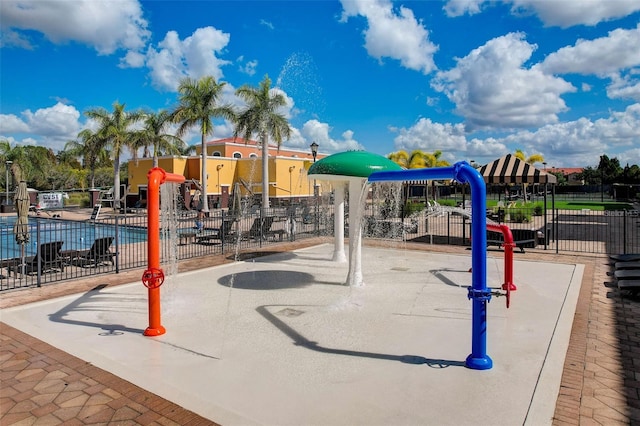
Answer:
[233, 152, 242, 159]
[249, 153, 258, 158]
[213, 151, 221, 157]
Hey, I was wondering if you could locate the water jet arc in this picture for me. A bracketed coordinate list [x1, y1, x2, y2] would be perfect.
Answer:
[368, 161, 493, 370]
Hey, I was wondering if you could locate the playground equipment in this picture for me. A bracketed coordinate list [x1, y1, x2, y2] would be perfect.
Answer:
[487, 223, 517, 308]
[369, 161, 499, 370]
[143, 167, 185, 337]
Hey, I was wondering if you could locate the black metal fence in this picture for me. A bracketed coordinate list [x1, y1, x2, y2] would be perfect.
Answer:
[0, 206, 335, 291]
[1, 203, 637, 292]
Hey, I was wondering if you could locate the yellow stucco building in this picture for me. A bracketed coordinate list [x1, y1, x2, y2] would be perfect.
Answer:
[127, 138, 325, 209]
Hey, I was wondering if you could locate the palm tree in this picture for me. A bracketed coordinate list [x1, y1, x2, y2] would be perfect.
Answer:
[234, 75, 291, 209]
[171, 76, 235, 213]
[85, 102, 143, 209]
[388, 149, 449, 169]
[388, 149, 450, 205]
[178, 144, 198, 156]
[64, 129, 110, 189]
[135, 110, 186, 168]
[514, 149, 544, 166]
[514, 149, 545, 202]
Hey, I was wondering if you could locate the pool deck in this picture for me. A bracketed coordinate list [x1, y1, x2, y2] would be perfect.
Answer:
[1, 236, 635, 425]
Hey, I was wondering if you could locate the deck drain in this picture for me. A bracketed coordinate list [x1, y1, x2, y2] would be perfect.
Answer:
[276, 308, 305, 317]
[391, 267, 410, 271]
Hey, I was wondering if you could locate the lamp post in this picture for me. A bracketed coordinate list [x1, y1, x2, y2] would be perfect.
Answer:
[216, 164, 224, 185]
[310, 142, 319, 235]
[5, 160, 12, 207]
[289, 166, 295, 204]
[216, 164, 224, 209]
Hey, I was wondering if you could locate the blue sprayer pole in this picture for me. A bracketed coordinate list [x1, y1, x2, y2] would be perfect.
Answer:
[368, 161, 492, 370]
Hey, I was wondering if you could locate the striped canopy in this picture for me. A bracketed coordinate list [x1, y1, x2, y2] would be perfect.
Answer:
[478, 154, 557, 184]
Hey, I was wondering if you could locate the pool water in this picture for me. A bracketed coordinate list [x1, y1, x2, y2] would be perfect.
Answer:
[0, 216, 147, 259]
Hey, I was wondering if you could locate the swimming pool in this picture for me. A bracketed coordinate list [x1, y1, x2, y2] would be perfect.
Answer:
[0, 216, 147, 259]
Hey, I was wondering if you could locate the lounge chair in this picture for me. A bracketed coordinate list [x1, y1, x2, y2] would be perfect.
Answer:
[196, 219, 237, 244]
[486, 229, 539, 253]
[240, 216, 275, 240]
[8, 240, 65, 275]
[615, 262, 640, 270]
[72, 236, 115, 267]
[610, 254, 640, 262]
[614, 269, 640, 280]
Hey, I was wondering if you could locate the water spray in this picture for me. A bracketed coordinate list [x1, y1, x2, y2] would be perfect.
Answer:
[143, 167, 186, 337]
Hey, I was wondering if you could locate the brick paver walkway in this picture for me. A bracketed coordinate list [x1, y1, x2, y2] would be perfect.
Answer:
[1, 239, 639, 425]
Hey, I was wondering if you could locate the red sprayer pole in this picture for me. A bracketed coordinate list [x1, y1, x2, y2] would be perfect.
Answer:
[143, 167, 186, 336]
[486, 224, 517, 292]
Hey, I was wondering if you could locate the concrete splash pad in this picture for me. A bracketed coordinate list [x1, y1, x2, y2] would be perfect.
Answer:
[1, 244, 583, 425]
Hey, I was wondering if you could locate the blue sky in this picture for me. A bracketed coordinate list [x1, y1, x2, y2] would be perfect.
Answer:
[1, 0, 640, 168]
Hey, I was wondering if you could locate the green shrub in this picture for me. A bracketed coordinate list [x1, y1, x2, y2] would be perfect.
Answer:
[65, 192, 90, 207]
[437, 199, 457, 207]
[404, 202, 425, 216]
[533, 205, 543, 216]
[508, 208, 531, 223]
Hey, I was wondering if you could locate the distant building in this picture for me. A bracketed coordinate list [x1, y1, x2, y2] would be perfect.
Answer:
[548, 167, 584, 185]
[127, 138, 326, 209]
[197, 137, 318, 161]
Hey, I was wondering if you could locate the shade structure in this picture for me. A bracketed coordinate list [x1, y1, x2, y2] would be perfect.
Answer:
[308, 150, 402, 180]
[229, 181, 242, 218]
[14, 181, 30, 246]
[478, 154, 557, 184]
[14, 181, 30, 276]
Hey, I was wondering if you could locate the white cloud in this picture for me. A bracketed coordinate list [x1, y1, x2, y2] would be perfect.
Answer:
[540, 24, 640, 75]
[239, 59, 258, 76]
[0, 0, 149, 54]
[443, 0, 640, 27]
[260, 19, 274, 30]
[120, 51, 146, 68]
[22, 103, 81, 137]
[432, 33, 575, 129]
[145, 27, 231, 91]
[539, 24, 640, 102]
[509, 0, 640, 28]
[466, 137, 509, 159]
[619, 147, 640, 166]
[607, 73, 640, 101]
[392, 118, 467, 153]
[387, 103, 640, 167]
[443, 0, 484, 17]
[0, 103, 82, 151]
[339, 0, 438, 74]
[0, 28, 33, 49]
[0, 114, 29, 133]
[286, 119, 363, 152]
[498, 103, 640, 165]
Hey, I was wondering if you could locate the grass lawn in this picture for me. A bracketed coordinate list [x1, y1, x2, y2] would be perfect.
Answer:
[485, 199, 633, 211]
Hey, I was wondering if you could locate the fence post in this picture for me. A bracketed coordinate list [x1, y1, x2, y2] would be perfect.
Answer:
[36, 220, 41, 287]
[624, 209, 628, 254]
[221, 210, 226, 254]
[114, 216, 120, 273]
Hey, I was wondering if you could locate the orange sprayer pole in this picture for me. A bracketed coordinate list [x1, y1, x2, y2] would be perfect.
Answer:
[143, 167, 186, 337]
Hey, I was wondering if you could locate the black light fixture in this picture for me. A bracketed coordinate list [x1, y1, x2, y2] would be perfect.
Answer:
[310, 141, 318, 162]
